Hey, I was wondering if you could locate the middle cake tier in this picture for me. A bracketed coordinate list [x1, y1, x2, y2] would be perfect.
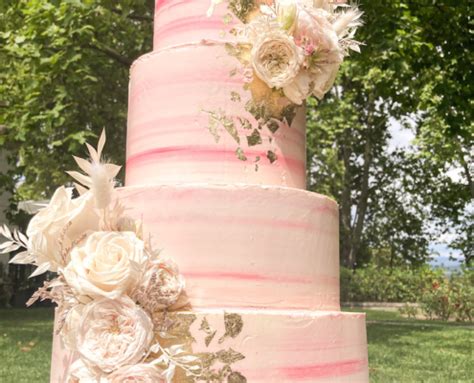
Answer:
[126, 43, 307, 189]
[118, 184, 340, 311]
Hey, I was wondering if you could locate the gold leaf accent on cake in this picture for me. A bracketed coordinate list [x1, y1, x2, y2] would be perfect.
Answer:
[205, 109, 240, 144]
[199, 317, 217, 347]
[216, 348, 245, 364]
[266, 119, 280, 134]
[235, 147, 247, 161]
[281, 104, 297, 126]
[219, 313, 244, 343]
[267, 150, 277, 164]
[228, 0, 257, 22]
[228, 371, 248, 383]
[230, 91, 242, 102]
[238, 117, 252, 130]
[223, 13, 234, 24]
[207, 113, 222, 143]
[246, 129, 262, 147]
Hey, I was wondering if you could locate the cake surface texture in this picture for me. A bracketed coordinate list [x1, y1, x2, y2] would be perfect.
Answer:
[50, 0, 369, 381]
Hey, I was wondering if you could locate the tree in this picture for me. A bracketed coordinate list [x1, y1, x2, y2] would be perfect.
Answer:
[0, 0, 154, 207]
[307, 0, 472, 267]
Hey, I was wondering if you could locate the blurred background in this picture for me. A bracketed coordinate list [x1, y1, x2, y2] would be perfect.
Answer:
[0, 0, 472, 382]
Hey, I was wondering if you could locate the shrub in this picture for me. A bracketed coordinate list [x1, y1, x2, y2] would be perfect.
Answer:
[341, 264, 473, 322]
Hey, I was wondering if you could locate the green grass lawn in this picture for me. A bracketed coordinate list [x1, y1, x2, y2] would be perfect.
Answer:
[0, 308, 54, 383]
[0, 308, 472, 382]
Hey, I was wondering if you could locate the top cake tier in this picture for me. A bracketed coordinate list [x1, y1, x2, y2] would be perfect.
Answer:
[153, 0, 240, 50]
[125, 0, 307, 189]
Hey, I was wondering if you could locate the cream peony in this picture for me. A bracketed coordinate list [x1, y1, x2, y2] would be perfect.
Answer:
[251, 29, 304, 89]
[75, 296, 154, 373]
[63, 231, 148, 299]
[134, 259, 185, 312]
[108, 364, 165, 383]
[26, 187, 99, 274]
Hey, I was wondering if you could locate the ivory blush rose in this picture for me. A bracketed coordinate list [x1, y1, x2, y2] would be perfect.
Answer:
[63, 231, 148, 299]
[251, 30, 304, 89]
[135, 259, 185, 311]
[75, 296, 154, 373]
[26, 187, 99, 272]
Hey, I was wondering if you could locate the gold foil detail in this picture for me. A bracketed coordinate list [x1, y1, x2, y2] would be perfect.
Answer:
[199, 317, 217, 347]
[246, 129, 262, 147]
[228, 0, 257, 22]
[230, 91, 242, 102]
[235, 147, 247, 161]
[267, 150, 277, 163]
[219, 313, 244, 343]
[228, 371, 247, 383]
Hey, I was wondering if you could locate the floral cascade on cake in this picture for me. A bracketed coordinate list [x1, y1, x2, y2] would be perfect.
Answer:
[204, 0, 362, 160]
[1, 131, 246, 382]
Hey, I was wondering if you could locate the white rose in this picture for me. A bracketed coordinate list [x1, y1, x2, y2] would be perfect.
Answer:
[251, 29, 304, 89]
[108, 364, 165, 383]
[76, 296, 154, 373]
[26, 187, 99, 273]
[63, 231, 148, 299]
[133, 259, 185, 312]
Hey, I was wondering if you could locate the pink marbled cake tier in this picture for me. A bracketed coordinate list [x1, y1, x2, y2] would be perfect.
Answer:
[126, 43, 307, 189]
[154, 0, 239, 50]
[51, 309, 368, 382]
[117, 184, 340, 311]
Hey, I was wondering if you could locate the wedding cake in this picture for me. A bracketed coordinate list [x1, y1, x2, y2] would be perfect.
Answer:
[2, 0, 368, 382]
[116, 0, 369, 381]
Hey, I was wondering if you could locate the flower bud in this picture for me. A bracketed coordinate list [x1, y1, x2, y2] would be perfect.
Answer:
[277, 0, 298, 33]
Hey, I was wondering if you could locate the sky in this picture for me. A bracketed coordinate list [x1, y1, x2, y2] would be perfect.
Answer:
[388, 118, 465, 270]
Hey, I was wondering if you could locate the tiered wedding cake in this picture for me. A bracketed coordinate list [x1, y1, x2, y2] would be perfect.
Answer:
[114, 0, 368, 381]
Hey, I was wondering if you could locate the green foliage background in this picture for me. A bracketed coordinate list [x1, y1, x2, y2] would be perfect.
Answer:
[0, 0, 472, 266]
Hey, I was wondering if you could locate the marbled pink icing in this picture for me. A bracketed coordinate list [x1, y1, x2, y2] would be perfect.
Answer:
[117, 184, 340, 311]
[126, 44, 307, 189]
[154, 0, 239, 50]
[51, 309, 368, 382]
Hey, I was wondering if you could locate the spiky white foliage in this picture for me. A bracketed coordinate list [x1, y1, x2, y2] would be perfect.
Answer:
[67, 130, 121, 209]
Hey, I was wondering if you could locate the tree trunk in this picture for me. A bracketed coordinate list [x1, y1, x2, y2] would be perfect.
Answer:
[340, 140, 353, 268]
[350, 134, 373, 266]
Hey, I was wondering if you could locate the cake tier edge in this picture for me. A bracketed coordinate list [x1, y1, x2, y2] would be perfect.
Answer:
[51, 309, 368, 383]
[117, 183, 340, 311]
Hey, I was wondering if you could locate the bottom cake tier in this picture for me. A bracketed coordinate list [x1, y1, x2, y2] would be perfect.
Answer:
[50, 309, 368, 382]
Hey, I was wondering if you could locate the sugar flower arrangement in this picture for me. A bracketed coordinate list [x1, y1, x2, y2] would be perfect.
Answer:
[209, 0, 363, 104]
[0, 132, 197, 382]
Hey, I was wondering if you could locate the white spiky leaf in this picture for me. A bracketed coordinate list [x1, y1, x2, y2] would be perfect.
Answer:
[74, 183, 89, 196]
[9, 251, 35, 265]
[97, 129, 106, 158]
[333, 8, 363, 37]
[73, 156, 93, 174]
[85, 142, 100, 164]
[29, 262, 51, 278]
[66, 171, 93, 188]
